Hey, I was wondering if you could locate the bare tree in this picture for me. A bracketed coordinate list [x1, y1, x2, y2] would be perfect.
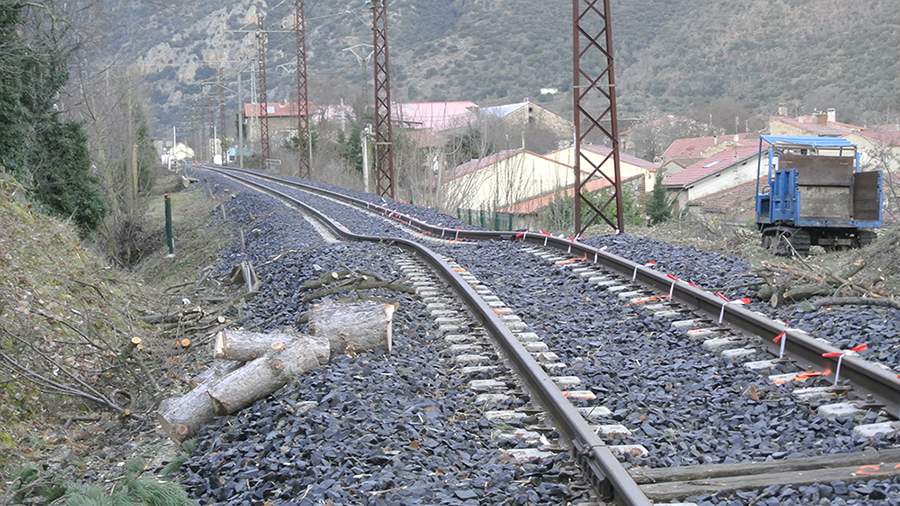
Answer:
[861, 142, 900, 223]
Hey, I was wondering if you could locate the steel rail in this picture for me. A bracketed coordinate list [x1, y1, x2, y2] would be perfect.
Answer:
[206, 166, 653, 506]
[210, 166, 900, 417]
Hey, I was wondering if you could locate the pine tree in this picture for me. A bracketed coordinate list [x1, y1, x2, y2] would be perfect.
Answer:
[645, 169, 673, 225]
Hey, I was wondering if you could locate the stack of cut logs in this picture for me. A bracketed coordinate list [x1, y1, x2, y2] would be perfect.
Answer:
[157, 300, 395, 442]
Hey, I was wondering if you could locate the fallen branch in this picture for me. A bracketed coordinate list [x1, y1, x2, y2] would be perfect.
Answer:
[814, 297, 900, 309]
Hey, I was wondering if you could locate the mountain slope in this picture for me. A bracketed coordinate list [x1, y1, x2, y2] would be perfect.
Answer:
[113, 0, 898, 136]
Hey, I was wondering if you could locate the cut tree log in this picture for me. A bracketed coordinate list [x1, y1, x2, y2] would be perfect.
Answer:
[189, 359, 245, 388]
[782, 283, 832, 301]
[156, 385, 218, 443]
[308, 300, 396, 354]
[206, 336, 330, 415]
[814, 297, 900, 309]
[213, 328, 303, 361]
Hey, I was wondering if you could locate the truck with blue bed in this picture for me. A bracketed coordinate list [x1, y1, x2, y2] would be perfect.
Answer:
[755, 135, 882, 255]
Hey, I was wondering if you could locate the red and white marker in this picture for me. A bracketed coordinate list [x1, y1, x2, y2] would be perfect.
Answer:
[716, 292, 751, 324]
[822, 344, 868, 386]
[773, 320, 790, 359]
[633, 261, 656, 282]
[539, 229, 551, 246]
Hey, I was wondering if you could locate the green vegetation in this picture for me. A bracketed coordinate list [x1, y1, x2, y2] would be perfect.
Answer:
[543, 187, 643, 234]
[7, 460, 192, 506]
[0, 2, 106, 232]
[645, 170, 674, 225]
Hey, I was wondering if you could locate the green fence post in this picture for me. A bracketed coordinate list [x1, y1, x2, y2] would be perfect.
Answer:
[164, 194, 175, 256]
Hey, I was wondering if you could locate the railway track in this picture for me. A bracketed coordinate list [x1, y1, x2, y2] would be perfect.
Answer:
[181, 165, 900, 505]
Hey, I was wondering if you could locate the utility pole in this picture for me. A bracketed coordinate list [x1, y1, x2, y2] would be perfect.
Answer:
[371, 0, 395, 198]
[256, 16, 270, 169]
[296, 0, 312, 179]
[573, 0, 623, 235]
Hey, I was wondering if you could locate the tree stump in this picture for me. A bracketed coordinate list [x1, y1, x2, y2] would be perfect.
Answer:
[308, 300, 396, 354]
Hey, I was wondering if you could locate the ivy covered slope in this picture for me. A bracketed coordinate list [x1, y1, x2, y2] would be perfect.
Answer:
[0, 3, 106, 233]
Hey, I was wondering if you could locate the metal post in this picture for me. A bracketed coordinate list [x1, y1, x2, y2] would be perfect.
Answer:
[164, 194, 174, 256]
[372, 0, 395, 198]
[361, 126, 370, 193]
[238, 72, 244, 168]
[573, 0, 623, 235]
[296, 0, 311, 179]
[256, 16, 270, 169]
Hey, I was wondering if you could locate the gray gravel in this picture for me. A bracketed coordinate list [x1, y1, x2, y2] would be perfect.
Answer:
[178, 169, 900, 505]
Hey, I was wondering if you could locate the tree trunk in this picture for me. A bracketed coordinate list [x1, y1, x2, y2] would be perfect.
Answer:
[213, 329, 304, 361]
[783, 283, 831, 301]
[206, 336, 330, 415]
[814, 297, 900, 309]
[308, 300, 396, 354]
[189, 359, 245, 388]
[156, 385, 218, 443]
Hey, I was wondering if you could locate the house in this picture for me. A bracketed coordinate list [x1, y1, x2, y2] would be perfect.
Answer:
[661, 132, 760, 176]
[663, 144, 762, 217]
[242, 101, 312, 146]
[546, 144, 660, 194]
[768, 109, 862, 137]
[478, 99, 574, 146]
[686, 177, 766, 224]
[439, 148, 573, 212]
[226, 146, 254, 164]
[845, 130, 900, 173]
[392, 101, 479, 133]
[445, 144, 656, 219]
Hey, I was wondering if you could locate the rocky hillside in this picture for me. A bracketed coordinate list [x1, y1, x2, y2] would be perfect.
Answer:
[92, 0, 900, 139]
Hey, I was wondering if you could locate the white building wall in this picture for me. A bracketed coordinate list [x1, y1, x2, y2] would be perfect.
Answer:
[685, 155, 762, 202]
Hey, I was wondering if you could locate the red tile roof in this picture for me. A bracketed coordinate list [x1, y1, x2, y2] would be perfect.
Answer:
[392, 102, 478, 131]
[664, 144, 761, 188]
[662, 132, 758, 162]
[857, 130, 900, 147]
[770, 116, 862, 137]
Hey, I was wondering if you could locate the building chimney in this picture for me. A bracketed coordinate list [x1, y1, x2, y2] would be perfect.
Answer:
[777, 103, 788, 116]
[814, 112, 827, 125]
[827, 108, 836, 123]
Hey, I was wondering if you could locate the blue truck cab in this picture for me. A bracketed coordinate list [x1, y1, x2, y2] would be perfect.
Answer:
[755, 135, 881, 255]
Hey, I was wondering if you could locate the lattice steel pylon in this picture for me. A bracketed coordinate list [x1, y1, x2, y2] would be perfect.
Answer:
[256, 16, 270, 170]
[295, 0, 311, 179]
[573, 0, 623, 235]
[371, 0, 395, 199]
[218, 68, 226, 156]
